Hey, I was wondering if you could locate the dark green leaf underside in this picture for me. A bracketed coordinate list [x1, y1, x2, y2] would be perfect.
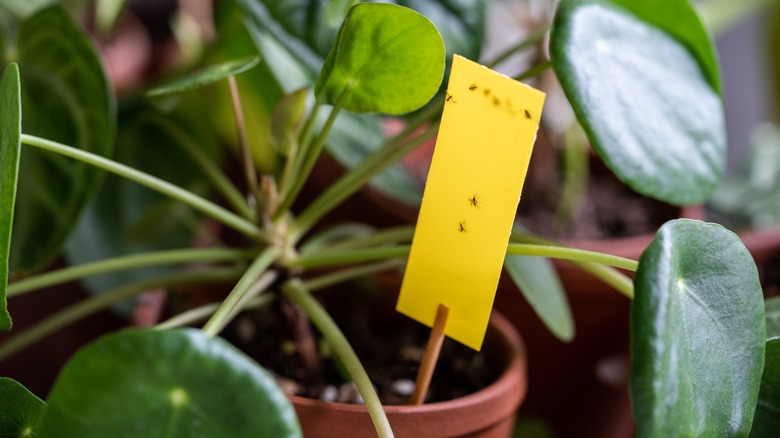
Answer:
[40, 329, 301, 438]
[0, 377, 46, 437]
[10, 5, 115, 272]
[632, 219, 764, 437]
[551, 0, 725, 205]
[0, 62, 20, 330]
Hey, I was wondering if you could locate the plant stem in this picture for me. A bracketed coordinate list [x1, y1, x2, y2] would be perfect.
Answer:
[292, 123, 438, 240]
[201, 247, 280, 337]
[290, 246, 410, 269]
[155, 294, 275, 330]
[144, 114, 254, 221]
[278, 102, 320, 207]
[216, 271, 277, 335]
[7, 248, 254, 298]
[514, 60, 552, 82]
[283, 279, 393, 438]
[486, 25, 550, 68]
[313, 225, 415, 252]
[0, 267, 243, 361]
[277, 88, 350, 216]
[291, 242, 637, 272]
[506, 243, 638, 271]
[228, 75, 264, 220]
[21, 134, 262, 239]
[302, 259, 405, 291]
[569, 261, 635, 299]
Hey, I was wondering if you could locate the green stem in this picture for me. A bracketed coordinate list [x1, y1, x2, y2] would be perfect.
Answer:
[0, 267, 243, 361]
[21, 134, 262, 239]
[278, 103, 320, 208]
[486, 25, 550, 68]
[217, 271, 277, 335]
[277, 88, 350, 216]
[506, 243, 638, 271]
[314, 226, 415, 252]
[283, 279, 392, 438]
[290, 246, 410, 269]
[292, 123, 438, 240]
[201, 247, 280, 337]
[568, 260, 634, 299]
[514, 60, 552, 82]
[292, 242, 637, 272]
[302, 259, 404, 291]
[155, 294, 275, 330]
[144, 114, 254, 221]
[228, 75, 264, 221]
[8, 248, 254, 298]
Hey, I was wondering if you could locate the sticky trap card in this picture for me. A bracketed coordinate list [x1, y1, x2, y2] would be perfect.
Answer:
[397, 54, 545, 350]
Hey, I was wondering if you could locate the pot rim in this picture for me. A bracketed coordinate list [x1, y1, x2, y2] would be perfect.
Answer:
[288, 311, 527, 434]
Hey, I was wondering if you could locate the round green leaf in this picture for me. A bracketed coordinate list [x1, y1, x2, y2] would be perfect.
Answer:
[550, 0, 725, 205]
[749, 338, 780, 437]
[632, 219, 765, 437]
[39, 329, 301, 438]
[315, 3, 445, 115]
[10, 5, 115, 272]
[0, 377, 46, 438]
[0, 62, 21, 330]
[147, 56, 260, 97]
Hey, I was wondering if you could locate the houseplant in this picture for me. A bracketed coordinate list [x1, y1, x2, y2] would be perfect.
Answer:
[0, 1, 774, 437]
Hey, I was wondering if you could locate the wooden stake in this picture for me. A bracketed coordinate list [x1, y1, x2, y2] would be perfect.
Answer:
[410, 303, 450, 405]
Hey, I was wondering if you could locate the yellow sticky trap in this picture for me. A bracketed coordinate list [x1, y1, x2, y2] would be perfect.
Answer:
[397, 55, 545, 351]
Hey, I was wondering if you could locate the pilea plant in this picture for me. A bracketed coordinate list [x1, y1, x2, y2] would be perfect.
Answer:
[0, 0, 773, 437]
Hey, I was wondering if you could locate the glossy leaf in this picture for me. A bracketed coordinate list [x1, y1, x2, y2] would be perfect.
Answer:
[632, 219, 765, 437]
[315, 3, 445, 114]
[10, 5, 115, 272]
[0, 63, 20, 330]
[270, 87, 309, 156]
[608, 0, 719, 91]
[237, 0, 482, 206]
[504, 254, 574, 342]
[39, 329, 301, 437]
[0, 377, 46, 437]
[550, 0, 725, 205]
[749, 338, 780, 437]
[147, 56, 260, 97]
[766, 296, 780, 339]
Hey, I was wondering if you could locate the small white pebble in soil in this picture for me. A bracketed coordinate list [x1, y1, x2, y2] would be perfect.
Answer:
[391, 379, 416, 397]
[235, 316, 256, 342]
[337, 383, 360, 403]
[276, 377, 299, 395]
[321, 385, 338, 402]
[400, 345, 424, 362]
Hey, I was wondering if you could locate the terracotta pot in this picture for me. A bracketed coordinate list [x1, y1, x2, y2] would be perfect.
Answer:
[289, 312, 527, 438]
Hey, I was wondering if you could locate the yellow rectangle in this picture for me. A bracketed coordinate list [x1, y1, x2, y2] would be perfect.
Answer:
[397, 55, 545, 350]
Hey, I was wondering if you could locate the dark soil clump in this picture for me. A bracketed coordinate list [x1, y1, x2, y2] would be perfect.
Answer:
[222, 283, 500, 406]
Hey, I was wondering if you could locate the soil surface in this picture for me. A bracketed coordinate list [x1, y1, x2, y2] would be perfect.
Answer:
[222, 284, 500, 406]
